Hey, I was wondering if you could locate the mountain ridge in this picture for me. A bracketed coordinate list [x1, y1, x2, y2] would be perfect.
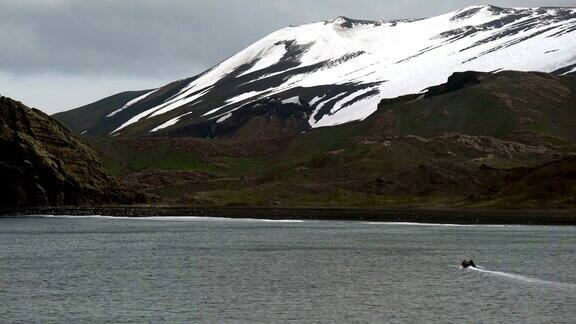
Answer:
[78, 70, 576, 209]
[55, 6, 576, 138]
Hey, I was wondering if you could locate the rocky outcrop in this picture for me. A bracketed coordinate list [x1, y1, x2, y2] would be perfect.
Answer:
[0, 97, 142, 207]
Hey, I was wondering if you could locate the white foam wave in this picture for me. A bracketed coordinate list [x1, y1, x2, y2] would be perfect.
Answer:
[367, 222, 511, 227]
[35, 215, 305, 223]
[136, 216, 305, 223]
[470, 267, 576, 289]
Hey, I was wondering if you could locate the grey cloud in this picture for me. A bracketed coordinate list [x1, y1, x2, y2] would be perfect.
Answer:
[1, 0, 574, 113]
[3, 0, 575, 77]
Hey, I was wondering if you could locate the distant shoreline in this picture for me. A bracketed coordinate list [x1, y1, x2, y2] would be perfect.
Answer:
[1, 206, 576, 225]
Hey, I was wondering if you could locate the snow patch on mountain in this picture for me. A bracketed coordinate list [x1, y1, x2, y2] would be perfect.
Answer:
[309, 95, 326, 106]
[281, 96, 301, 105]
[216, 112, 232, 123]
[149, 89, 209, 118]
[110, 88, 210, 134]
[308, 92, 348, 125]
[150, 112, 193, 132]
[106, 89, 157, 117]
[202, 90, 270, 117]
[87, 5, 576, 135]
[240, 43, 288, 76]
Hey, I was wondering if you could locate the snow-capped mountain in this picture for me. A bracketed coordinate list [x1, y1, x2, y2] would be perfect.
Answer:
[56, 5, 576, 137]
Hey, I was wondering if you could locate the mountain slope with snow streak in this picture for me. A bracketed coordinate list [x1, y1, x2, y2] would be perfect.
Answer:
[55, 5, 576, 138]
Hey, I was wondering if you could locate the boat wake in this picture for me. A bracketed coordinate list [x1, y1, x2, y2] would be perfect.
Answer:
[469, 266, 576, 289]
[37, 215, 305, 223]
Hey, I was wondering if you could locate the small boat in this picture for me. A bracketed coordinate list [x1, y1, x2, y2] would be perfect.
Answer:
[461, 260, 476, 268]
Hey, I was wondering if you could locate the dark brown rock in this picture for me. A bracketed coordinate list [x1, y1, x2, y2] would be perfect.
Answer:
[0, 96, 143, 207]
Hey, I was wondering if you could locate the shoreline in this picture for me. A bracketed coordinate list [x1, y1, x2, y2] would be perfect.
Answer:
[1, 206, 576, 225]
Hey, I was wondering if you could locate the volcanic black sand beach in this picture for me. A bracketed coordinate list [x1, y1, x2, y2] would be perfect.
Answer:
[1, 206, 576, 225]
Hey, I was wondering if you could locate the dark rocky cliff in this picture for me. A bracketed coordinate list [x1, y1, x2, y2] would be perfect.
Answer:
[0, 97, 142, 207]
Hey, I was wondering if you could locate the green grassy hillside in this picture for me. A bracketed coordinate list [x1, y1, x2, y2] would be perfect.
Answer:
[82, 71, 576, 209]
[373, 71, 576, 143]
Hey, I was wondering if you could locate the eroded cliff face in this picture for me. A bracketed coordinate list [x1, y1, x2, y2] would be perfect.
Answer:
[0, 96, 141, 207]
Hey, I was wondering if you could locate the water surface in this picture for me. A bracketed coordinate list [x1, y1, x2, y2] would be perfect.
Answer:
[1, 216, 575, 322]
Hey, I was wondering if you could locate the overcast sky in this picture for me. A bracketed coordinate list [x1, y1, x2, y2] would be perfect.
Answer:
[1, 0, 575, 114]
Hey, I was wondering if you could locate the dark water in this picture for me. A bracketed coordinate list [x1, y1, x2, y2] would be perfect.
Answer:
[1, 216, 575, 323]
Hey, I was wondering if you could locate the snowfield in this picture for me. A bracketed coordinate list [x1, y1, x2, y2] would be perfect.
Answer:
[99, 5, 576, 134]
